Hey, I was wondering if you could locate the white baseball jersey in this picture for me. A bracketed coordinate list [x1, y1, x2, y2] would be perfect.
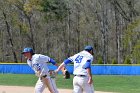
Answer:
[68, 50, 93, 76]
[27, 54, 50, 77]
[67, 50, 94, 93]
[27, 54, 59, 93]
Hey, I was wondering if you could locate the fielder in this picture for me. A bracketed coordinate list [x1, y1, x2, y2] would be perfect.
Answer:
[22, 47, 59, 93]
[55, 45, 94, 93]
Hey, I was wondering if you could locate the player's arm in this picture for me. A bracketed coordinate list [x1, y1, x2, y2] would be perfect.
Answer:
[55, 58, 72, 73]
[49, 58, 58, 66]
[87, 67, 93, 84]
[83, 60, 93, 84]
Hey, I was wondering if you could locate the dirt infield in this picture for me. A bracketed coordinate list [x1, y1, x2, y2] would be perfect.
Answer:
[0, 85, 114, 93]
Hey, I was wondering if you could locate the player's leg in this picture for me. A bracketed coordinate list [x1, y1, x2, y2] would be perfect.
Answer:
[35, 78, 45, 93]
[42, 76, 58, 93]
[73, 76, 83, 93]
[83, 77, 94, 93]
[49, 78, 59, 93]
[84, 84, 94, 93]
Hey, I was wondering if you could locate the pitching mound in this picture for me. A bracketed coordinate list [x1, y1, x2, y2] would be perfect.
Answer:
[0, 85, 114, 93]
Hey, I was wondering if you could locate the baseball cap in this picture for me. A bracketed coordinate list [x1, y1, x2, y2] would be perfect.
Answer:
[22, 47, 34, 54]
[84, 45, 93, 51]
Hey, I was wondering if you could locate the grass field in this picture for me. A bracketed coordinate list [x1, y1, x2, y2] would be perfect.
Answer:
[0, 74, 140, 93]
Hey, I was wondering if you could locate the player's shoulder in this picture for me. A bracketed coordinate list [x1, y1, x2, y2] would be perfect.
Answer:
[81, 50, 93, 58]
[32, 54, 49, 63]
[34, 54, 48, 57]
[72, 52, 81, 58]
[32, 54, 40, 58]
[32, 54, 46, 60]
[78, 50, 89, 56]
[31, 54, 40, 61]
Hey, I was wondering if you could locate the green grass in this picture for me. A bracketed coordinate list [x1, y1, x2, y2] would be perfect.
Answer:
[0, 74, 73, 88]
[0, 74, 140, 93]
[0, 74, 37, 86]
[93, 75, 140, 93]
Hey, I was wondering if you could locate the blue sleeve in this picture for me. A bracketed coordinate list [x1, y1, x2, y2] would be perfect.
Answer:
[49, 58, 56, 65]
[83, 60, 91, 69]
[64, 59, 72, 65]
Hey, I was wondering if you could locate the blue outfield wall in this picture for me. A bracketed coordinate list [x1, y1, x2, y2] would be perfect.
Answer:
[0, 64, 34, 74]
[0, 64, 140, 75]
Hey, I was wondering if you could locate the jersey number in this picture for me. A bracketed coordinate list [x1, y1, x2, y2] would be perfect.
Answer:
[33, 63, 41, 71]
[75, 55, 83, 63]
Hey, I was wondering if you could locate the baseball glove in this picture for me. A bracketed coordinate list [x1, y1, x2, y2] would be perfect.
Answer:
[49, 70, 56, 78]
[63, 69, 70, 79]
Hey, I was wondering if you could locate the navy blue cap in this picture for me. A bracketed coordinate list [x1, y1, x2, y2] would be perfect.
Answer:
[22, 47, 34, 54]
[84, 45, 93, 51]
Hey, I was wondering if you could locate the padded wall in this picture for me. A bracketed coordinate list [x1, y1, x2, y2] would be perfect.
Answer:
[0, 64, 140, 75]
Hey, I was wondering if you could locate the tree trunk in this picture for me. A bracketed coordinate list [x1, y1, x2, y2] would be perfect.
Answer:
[3, 11, 18, 62]
[26, 16, 35, 51]
[114, 8, 121, 64]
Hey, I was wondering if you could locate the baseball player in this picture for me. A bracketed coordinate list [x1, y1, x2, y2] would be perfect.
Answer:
[22, 47, 59, 93]
[55, 45, 94, 93]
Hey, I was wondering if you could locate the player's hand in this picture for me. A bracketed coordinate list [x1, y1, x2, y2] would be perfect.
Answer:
[55, 69, 58, 73]
[35, 71, 41, 77]
[49, 70, 56, 78]
[54, 69, 59, 75]
[88, 78, 93, 84]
